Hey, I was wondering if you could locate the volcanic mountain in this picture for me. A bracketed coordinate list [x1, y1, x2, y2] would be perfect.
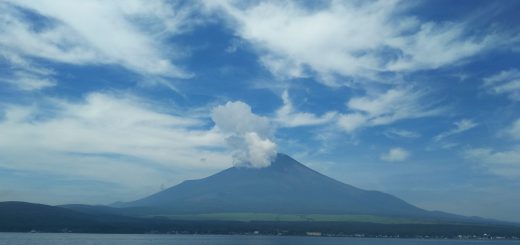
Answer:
[113, 153, 463, 221]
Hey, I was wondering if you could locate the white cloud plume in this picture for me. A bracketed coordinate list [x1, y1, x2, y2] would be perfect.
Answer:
[380, 147, 410, 162]
[0, 0, 194, 90]
[337, 87, 441, 133]
[482, 69, 520, 101]
[211, 101, 277, 168]
[0, 93, 231, 192]
[434, 119, 478, 142]
[207, 0, 493, 85]
[275, 90, 337, 127]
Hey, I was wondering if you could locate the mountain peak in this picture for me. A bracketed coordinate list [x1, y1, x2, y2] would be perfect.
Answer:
[273, 152, 295, 163]
[270, 153, 307, 169]
[231, 153, 309, 173]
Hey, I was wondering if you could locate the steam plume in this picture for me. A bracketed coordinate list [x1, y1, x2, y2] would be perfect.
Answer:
[211, 101, 277, 168]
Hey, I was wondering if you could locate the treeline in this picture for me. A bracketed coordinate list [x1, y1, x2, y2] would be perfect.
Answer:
[1, 202, 519, 237]
[3, 217, 520, 237]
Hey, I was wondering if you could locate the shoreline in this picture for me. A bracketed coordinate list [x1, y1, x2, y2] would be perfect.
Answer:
[2, 231, 519, 241]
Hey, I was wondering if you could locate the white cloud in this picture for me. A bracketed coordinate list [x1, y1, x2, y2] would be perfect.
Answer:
[208, 0, 493, 84]
[274, 90, 337, 127]
[337, 87, 442, 132]
[464, 147, 520, 177]
[434, 119, 477, 142]
[211, 101, 277, 168]
[482, 69, 520, 101]
[211, 101, 272, 137]
[384, 128, 421, 139]
[0, 0, 194, 90]
[380, 147, 410, 162]
[337, 113, 368, 133]
[0, 93, 231, 190]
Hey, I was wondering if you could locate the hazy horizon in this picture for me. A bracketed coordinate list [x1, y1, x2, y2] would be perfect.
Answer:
[1, 0, 520, 223]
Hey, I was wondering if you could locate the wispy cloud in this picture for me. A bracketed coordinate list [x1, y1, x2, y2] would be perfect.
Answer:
[434, 119, 478, 142]
[501, 118, 520, 140]
[0, 50, 56, 91]
[482, 69, 520, 101]
[464, 146, 520, 177]
[384, 128, 421, 139]
[337, 87, 442, 133]
[465, 116, 520, 179]
[274, 90, 337, 127]
[2, 70, 56, 91]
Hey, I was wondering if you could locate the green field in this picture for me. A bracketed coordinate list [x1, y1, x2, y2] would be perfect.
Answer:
[153, 213, 436, 224]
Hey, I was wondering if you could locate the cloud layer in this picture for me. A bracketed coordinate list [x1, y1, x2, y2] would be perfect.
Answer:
[0, 93, 231, 191]
[208, 0, 493, 85]
[0, 0, 194, 90]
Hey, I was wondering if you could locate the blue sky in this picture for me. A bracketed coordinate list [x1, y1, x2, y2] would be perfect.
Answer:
[1, 0, 520, 222]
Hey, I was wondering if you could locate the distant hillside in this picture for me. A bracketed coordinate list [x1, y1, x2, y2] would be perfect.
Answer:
[0, 201, 175, 233]
[0, 201, 103, 232]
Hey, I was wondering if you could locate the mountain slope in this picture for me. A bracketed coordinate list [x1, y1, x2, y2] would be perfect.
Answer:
[116, 154, 448, 219]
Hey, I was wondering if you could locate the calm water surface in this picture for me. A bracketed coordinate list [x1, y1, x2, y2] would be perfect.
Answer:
[0, 233, 518, 245]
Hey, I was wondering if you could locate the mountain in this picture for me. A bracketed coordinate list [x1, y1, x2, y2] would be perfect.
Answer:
[2, 154, 519, 235]
[114, 153, 466, 221]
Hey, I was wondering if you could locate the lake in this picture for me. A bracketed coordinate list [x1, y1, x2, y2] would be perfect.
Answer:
[0, 233, 518, 245]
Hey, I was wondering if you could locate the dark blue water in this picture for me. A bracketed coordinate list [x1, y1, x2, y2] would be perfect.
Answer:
[0, 233, 518, 245]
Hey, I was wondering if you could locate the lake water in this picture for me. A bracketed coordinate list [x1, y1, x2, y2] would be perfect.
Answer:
[0, 233, 518, 245]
